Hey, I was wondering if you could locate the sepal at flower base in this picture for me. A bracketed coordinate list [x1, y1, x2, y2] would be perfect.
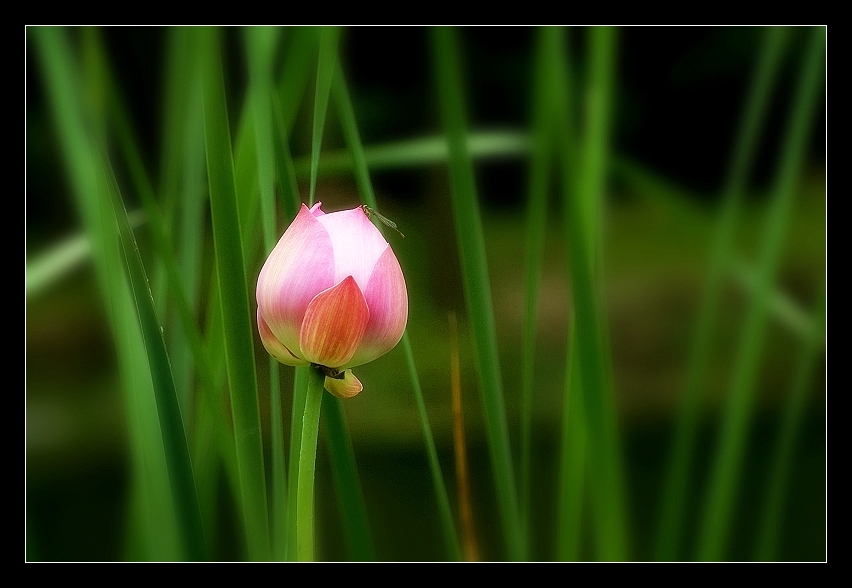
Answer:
[323, 369, 363, 399]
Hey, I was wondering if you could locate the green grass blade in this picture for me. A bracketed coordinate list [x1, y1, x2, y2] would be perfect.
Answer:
[94, 30, 216, 418]
[332, 60, 461, 561]
[197, 263, 244, 540]
[293, 131, 530, 177]
[520, 27, 557, 553]
[654, 27, 788, 561]
[272, 105, 303, 222]
[96, 29, 239, 551]
[176, 47, 243, 547]
[245, 25, 279, 256]
[244, 25, 289, 562]
[83, 27, 210, 559]
[696, 26, 825, 561]
[755, 284, 824, 561]
[556, 323, 587, 561]
[164, 34, 208, 425]
[432, 26, 523, 561]
[277, 27, 318, 138]
[555, 26, 629, 561]
[32, 25, 182, 561]
[104, 158, 207, 561]
[610, 157, 816, 343]
[332, 63, 378, 210]
[26, 229, 104, 298]
[547, 29, 588, 562]
[401, 333, 463, 561]
[308, 26, 340, 205]
[199, 26, 270, 561]
[273, 26, 318, 220]
[323, 397, 376, 561]
[272, 27, 315, 221]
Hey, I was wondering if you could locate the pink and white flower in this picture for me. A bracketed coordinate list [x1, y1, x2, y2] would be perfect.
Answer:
[256, 203, 408, 398]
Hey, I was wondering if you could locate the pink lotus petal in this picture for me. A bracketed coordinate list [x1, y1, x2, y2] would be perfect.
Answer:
[299, 276, 369, 368]
[256, 204, 335, 357]
[323, 370, 363, 399]
[257, 310, 309, 366]
[315, 207, 388, 293]
[345, 246, 408, 368]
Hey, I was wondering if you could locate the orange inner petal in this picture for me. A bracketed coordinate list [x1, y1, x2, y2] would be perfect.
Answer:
[299, 276, 369, 368]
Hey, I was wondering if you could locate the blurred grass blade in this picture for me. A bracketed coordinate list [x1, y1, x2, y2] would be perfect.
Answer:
[161, 31, 208, 423]
[323, 397, 376, 561]
[104, 157, 207, 561]
[157, 26, 242, 542]
[556, 327, 587, 560]
[332, 60, 461, 561]
[755, 284, 824, 561]
[26, 232, 94, 298]
[277, 27, 318, 138]
[402, 333, 462, 560]
[432, 26, 523, 561]
[26, 212, 142, 298]
[33, 26, 184, 561]
[82, 27, 213, 560]
[583, 25, 627, 561]
[325, 66, 376, 561]
[611, 157, 816, 343]
[547, 34, 586, 567]
[654, 27, 788, 561]
[293, 131, 530, 177]
[90, 28, 218, 423]
[272, 106, 303, 222]
[273, 27, 317, 221]
[245, 25, 279, 256]
[449, 312, 478, 561]
[520, 27, 556, 551]
[332, 63, 378, 210]
[308, 26, 339, 205]
[200, 26, 270, 561]
[245, 25, 289, 561]
[162, 34, 226, 539]
[696, 27, 825, 561]
[555, 26, 629, 560]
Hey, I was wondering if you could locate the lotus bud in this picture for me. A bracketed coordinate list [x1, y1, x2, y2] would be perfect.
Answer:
[256, 203, 408, 398]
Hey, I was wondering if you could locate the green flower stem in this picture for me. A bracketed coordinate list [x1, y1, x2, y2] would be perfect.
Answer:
[296, 367, 326, 561]
[287, 366, 310, 560]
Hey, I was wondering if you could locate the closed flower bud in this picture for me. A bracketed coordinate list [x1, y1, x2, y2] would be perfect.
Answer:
[256, 203, 408, 398]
